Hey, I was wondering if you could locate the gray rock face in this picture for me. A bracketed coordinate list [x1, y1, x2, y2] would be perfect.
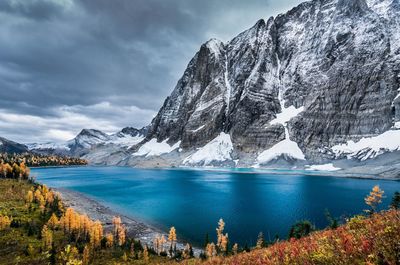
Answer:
[0, 137, 28, 154]
[143, 0, 400, 162]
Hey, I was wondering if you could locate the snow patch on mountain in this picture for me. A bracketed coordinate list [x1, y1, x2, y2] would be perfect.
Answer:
[183, 133, 233, 166]
[306, 163, 341, 171]
[257, 79, 305, 165]
[256, 136, 306, 165]
[366, 0, 393, 17]
[109, 135, 145, 147]
[331, 129, 400, 161]
[269, 105, 305, 126]
[206, 39, 223, 58]
[190, 125, 205, 133]
[27, 142, 70, 151]
[133, 139, 181, 157]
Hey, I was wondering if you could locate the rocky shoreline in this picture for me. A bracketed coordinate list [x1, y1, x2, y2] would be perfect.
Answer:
[54, 188, 202, 256]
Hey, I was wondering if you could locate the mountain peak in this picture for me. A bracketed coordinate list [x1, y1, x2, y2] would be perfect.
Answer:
[204, 38, 225, 56]
[254, 18, 266, 28]
[78, 129, 107, 137]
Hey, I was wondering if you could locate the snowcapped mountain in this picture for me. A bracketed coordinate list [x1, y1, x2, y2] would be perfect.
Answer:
[123, 0, 400, 171]
[28, 127, 148, 157]
[0, 137, 29, 154]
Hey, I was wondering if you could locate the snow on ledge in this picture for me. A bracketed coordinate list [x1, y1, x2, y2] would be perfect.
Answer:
[269, 105, 304, 126]
[133, 139, 181, 157]
[305, 163, 341, 172]
[256, 138, 305, 165]
[331, 129, 400, 161]
[183, 133, 233, 165]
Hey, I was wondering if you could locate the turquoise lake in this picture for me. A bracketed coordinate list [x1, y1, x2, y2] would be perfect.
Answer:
[31, 166, 400, 247]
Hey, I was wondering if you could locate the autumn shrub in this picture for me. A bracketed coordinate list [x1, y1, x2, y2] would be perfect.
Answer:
[199, 210, 400, 265]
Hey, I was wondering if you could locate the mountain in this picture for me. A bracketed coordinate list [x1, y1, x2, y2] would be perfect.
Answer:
[124, 0, 400, 171]
[28, 127, 148, 158]
[0, 137, 29, 154]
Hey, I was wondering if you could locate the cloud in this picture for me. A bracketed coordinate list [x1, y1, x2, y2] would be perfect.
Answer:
[0, 102, 155, 143]
[0, 0, 303, 143]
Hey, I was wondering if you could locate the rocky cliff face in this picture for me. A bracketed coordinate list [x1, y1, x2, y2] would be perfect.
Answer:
[140, 0, 400, 166]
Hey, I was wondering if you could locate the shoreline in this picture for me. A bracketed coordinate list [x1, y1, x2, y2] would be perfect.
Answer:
[54, 187, 202, 256]
[88, 165, 399, 181]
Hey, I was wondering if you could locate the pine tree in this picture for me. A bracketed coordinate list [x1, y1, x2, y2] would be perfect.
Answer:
[105, 233, 114, 248]
[89, 221, 103, 249]
[204, 233, 209, 248]
[168, 226, 177, 255]
[206, 243, 216, 258]
[47, 213, 59, 230]
[232, 243, 238, 255]
[390, 191, 400, 209]
[41, 225, 53, 251]
[143, 245, 149, 262]
[82, 245, 90, 265]
[160, 235, 166, 253]
[182, 243, 191, 259]
[256, 232, 265, 249]
[130, 242, 135, 258]
[216, 218, 228, 254]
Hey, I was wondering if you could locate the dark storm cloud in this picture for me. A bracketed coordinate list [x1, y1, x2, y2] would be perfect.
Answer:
[0, 0, 303, 143]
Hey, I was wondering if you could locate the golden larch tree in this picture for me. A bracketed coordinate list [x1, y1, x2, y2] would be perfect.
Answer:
[41, 225, 53, 251]
[47, 213, 59, 230]
[365, 185, 384, 214]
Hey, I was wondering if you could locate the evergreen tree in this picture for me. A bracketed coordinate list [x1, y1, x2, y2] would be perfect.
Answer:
[203, 233, 209, 248]
[390, 191, 400, 209]
[324, 209, 338, 229]
[289, 221, 315, 239]
[256, 232, 265, 249]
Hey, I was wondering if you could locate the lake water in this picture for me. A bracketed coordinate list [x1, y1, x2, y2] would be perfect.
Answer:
[31, 166, 400, 247]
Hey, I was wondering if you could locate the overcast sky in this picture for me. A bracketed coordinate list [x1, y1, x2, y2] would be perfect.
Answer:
[0, 0, 303, 143]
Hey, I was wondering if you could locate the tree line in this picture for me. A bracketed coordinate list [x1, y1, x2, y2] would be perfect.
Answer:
[0, 152, 87, 168]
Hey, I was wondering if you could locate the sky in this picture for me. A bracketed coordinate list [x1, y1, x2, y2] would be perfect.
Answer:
[0, 0, 303, 143]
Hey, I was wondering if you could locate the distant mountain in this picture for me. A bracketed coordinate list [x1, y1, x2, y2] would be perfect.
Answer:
[28, 127, 148, 157]
[0, 137, 28, 154]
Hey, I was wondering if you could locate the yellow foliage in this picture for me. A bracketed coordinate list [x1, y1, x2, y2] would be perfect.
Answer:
[365, 185, 384, 213]
[89, 221, 103, 248]
[82, 245, 90, 265]
[0, 215, 11, 230]
[41, 225, 53, 251]
[168, 226, 177, 242]
[143, 245, 149, 262]
[26, 190, 34, 204]
[206, 243, 217, 258]
[47, 213, 59, 230]
[105, 233, 114, 248]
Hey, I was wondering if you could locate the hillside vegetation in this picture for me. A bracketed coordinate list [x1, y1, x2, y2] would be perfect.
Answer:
[0, 153, 87, 167]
